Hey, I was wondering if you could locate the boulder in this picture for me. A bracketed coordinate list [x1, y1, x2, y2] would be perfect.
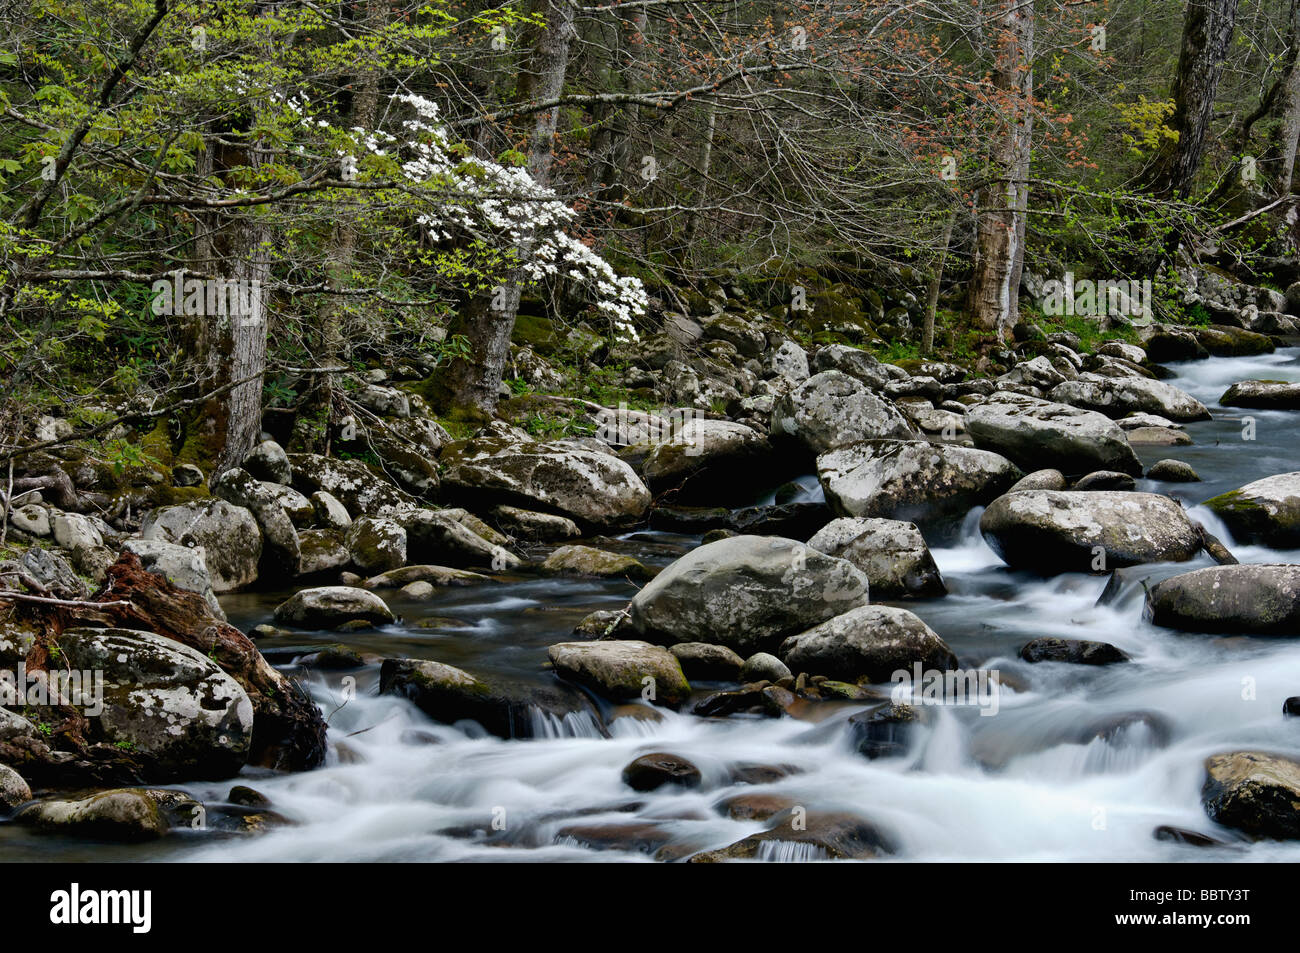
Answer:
[1147, 459, 1200, 482]
[363, 564, 491, 588]
[288, 452, 418, 517]
[689, 809, 893, 861]
[241, 440, 292, 484]
[1145, 564, 1300, 634]
[398, 509, 521, 570]
[967, 392, 1142, 476]
[490, 505, 580, 542]
[273, 586, 395, 629]
[295, 529, 352, 576]
[211, 467, 301, 580]
[1072, 470, 1136, 492]
[1204, 472, 1300, 547]
[540, 545, 651, 580]
[547, 640, 691, 705]
[58, 627, 253, 779]
[442, 437, 651, 530]
[621, 752, 702, 791]
[17, 788, 200, 842]
[1202, 751, 1300, 839]
[1126, 426, 1192, 447]
[1019, 638, 1129, 665]
[979, 490, 1201, 573]
[806, 517, 945, 598]
[641, 418, 774, 502]
[669, 643, 745, 681]
[9, 504, 50, 537]
[379, 658, 598, 739]
[810, 344, 893, 390]
[738, 652, 791, 683]
[1048, 375, 1210, 422]
[1220, 380, 1300, 409]
[628, 535, 870, 655]
[770, 370, 916, 455]
[1008, 468, 1068, 492]
[140, 499, 262, 592]
[817, 440, 1021, 539]
[310, 490, 352, 529]
[344, 516, 407, 574]
[0, 764, 31, 810]
[778, 605, 957, 683]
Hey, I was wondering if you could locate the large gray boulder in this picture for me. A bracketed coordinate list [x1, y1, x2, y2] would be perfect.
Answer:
[59, 627, 253, 780]
[629, 535, 870, 655]
[241, 439, 292, 484]
[1204, 472, 1300, 547]
[397, 509, 521, 570]
[344, 516, 407, 574]
[979, 490, 1201, 573]
[211, 467, 301, 580]
[547, 641, 691, 705]
[140, 499, 262, 592]
[811, 345, 894, 390]
[1220, 380, 1300, 409]
[442, 437, 650, 530]
[779, 605, 957, 683]
[287, 452, 419, 518]
[1145, 564, 1300, 634]
[966, 391, 1142, 476]
[806, 517, 945, 598]
[817, 440, 1021, 539]
[1049, 374, 1211, 422]
[273, 586, 395, 629]
[770, 370, 916, 455]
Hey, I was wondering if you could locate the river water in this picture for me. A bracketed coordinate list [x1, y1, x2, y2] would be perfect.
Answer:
[6, 350, 1300, 862]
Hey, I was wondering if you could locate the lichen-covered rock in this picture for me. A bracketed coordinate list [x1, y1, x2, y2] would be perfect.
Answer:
[817, 440, 1021, 540]
[59, 627, 253, 779]
[541, 545, 651, 580]
[738, 651, 791, 683]
[1049, 374, 1211, 422]
[398, 509, 520, 570]
[344, 516, 407, 574]
[548, 640, 691, 705]
[806, 517, 945, 598]
[1202, 751, 1300, 839]
[1146, 459, 1200, 482]
[778, 605, 957, 683]
[140, 499, 262, 592]
[295, 529, 352, 576]
[810, 344, 894, 390]
[1204, 472, 1300, 547]
[273, 586, 395, 629]
[1145, 564, 1300, 634]
[443, 437, 650, 530]
[211, 467, 302, 580]
[311, 490, 352, 529]
[287, 452, 419, 517]
[379, 658, 600, 738]
[362, 564, 491, 588]
[967, 391, 1142, 476]
[629, 535, 870, 655]
[979, 490, 1201, 573]
[0, 764, 31, 810]
[771, 370, 916, 455]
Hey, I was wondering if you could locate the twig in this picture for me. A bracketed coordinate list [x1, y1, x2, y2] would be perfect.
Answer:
[0, 590, 130, 609]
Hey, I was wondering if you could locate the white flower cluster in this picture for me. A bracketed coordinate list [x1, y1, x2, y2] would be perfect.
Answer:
[362, 93, 646, 339]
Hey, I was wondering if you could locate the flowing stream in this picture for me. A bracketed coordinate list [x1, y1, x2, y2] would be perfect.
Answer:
[7, 350, 1300, 862]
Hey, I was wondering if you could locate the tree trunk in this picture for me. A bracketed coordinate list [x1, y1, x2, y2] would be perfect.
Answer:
[1148, 0, 1241, 198]
[967, 0, 1034, 340]
[923, 211, 957, 355]
[431, 0, 576, 417]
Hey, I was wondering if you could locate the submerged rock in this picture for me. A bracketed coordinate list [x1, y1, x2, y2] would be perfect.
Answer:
[689, 809, 893, 861]
[541, 545, 651, 580]
[379, 658, 599, 739]
[17, 788, 202, 842]
[629, 535, 870, 655]
[979, 490, 1201, 573]
[621, 752, 702, 791]
[1019, 637, 1130, 665]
